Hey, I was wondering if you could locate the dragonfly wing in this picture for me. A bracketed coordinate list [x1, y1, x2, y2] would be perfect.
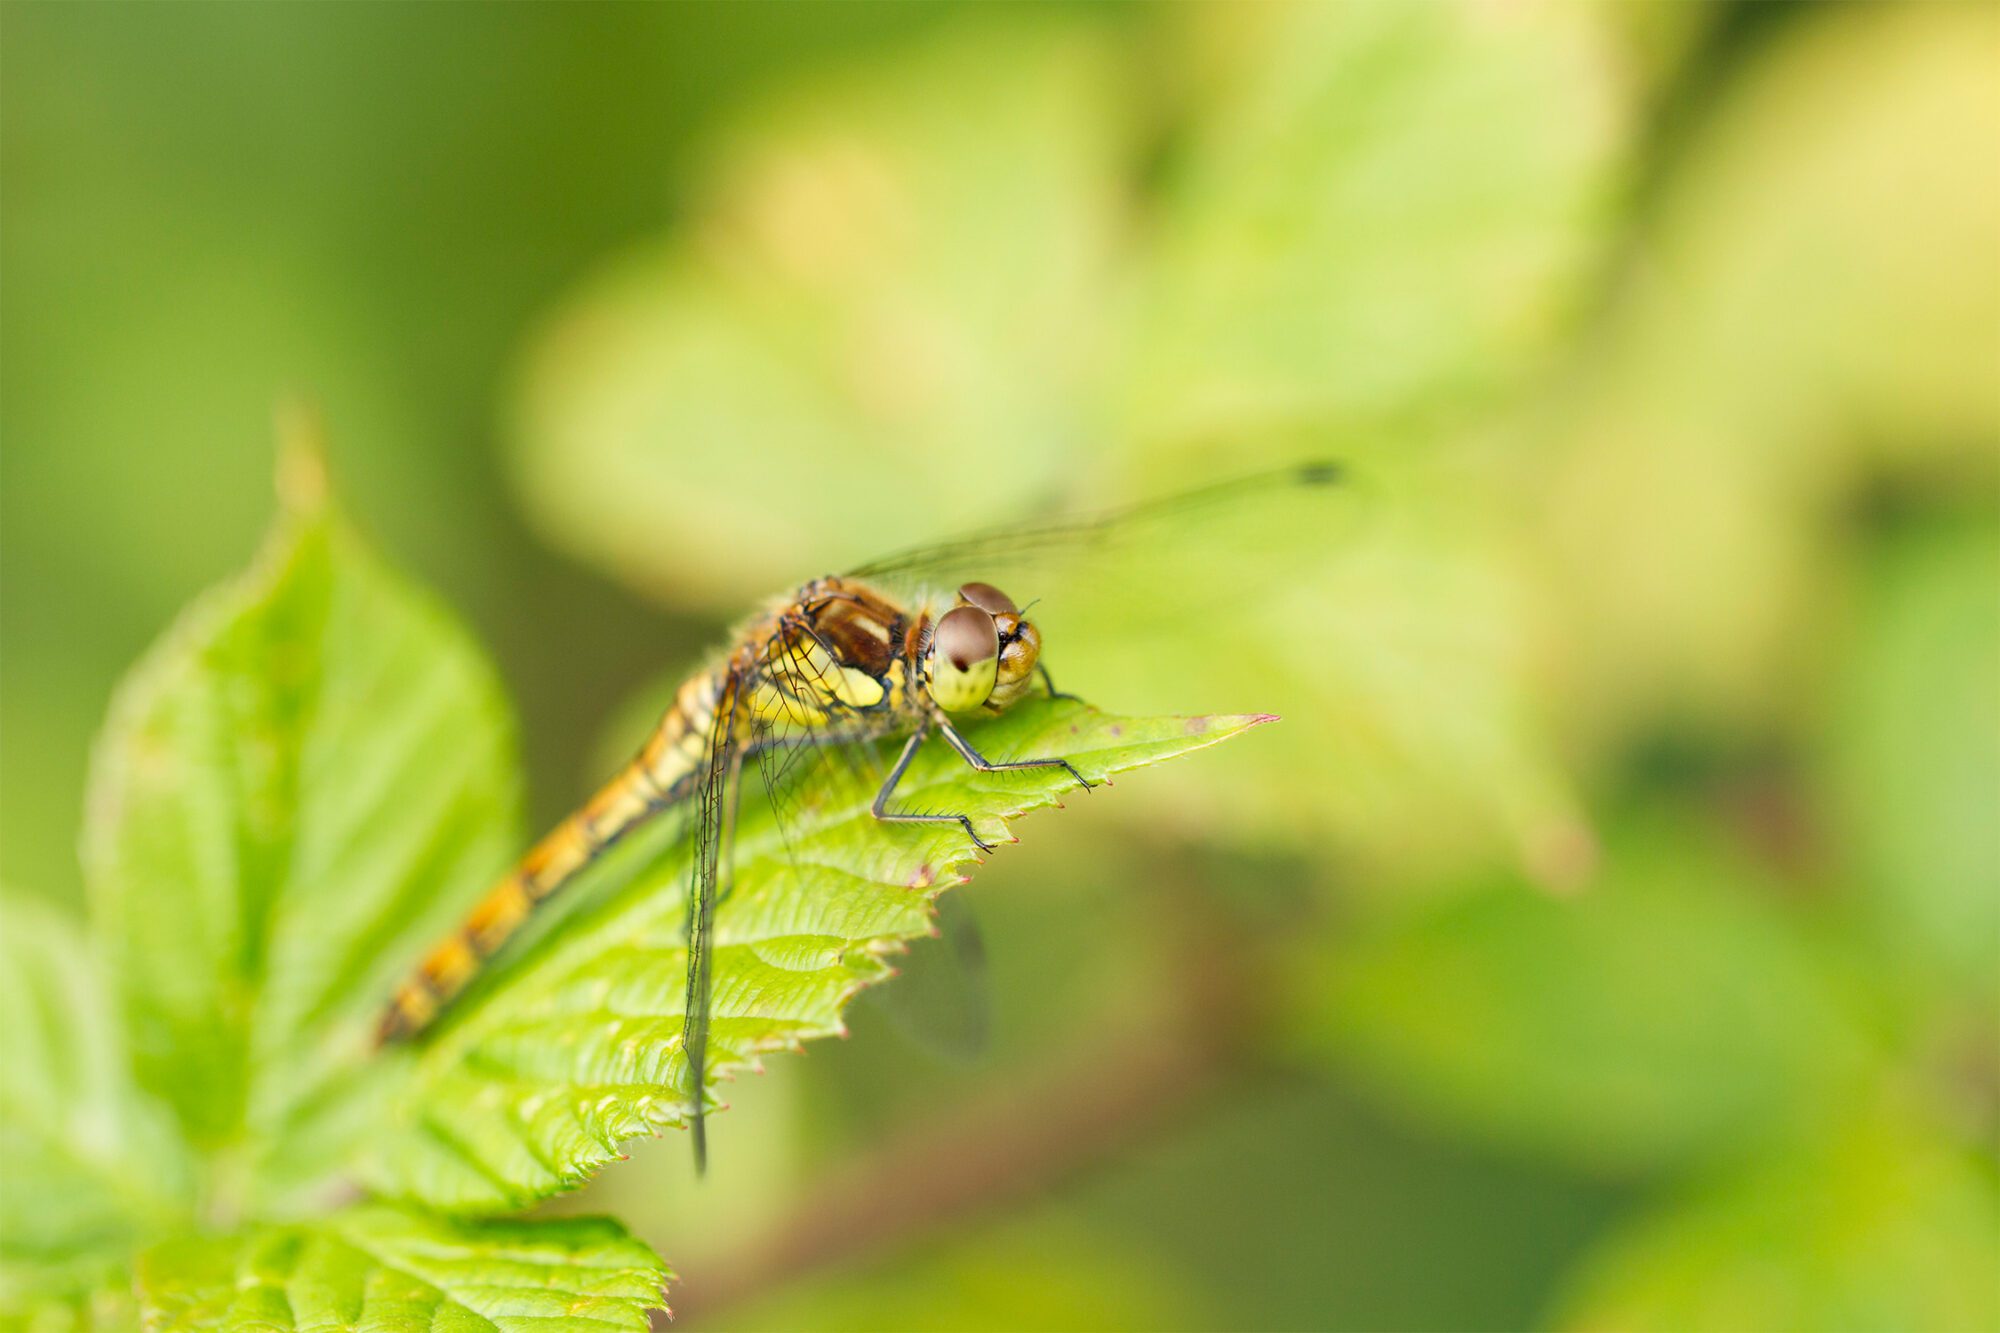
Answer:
[847, 460, 1354, 718]
[745, 616, 902, 870]
[856, 886, 992, 1064]
[846, 461, 1344, 593]
[682, 669, 744, 1174]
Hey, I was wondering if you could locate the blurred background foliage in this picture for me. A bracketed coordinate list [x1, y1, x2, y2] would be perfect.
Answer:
[2, 2, 1995, 1329]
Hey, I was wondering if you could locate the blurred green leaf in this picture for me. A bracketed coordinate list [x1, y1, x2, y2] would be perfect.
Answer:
[1654, 2, 2000, 456]
[1595, 0, 1718, 98]
[0, 896, 189, 1305]
[1554, 1104, 2000, 1332]
[1063, 464, 1591, 888]
[1304, 818, 1875, 1173]
[79, 479, 522, 1200]
[508, 20, 1127, 609]
[0, 1260, 136, 1333]
[367, 703, 1269, 1212]
[1119, 0, 1624, 443]
[136, 1207, 665, 1332]
[1538, 2, 2000, 747]
[1824, 520, 2000, 998]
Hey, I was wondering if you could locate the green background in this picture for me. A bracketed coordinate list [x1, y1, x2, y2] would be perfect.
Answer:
[4, 3, 1995, 1329]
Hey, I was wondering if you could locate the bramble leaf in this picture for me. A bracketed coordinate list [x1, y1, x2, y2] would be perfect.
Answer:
[135, 1207, 666, 1332]
[79, 489, 522, 1206]
[0, 895, 190, 1316]
[36, 471, 687, 1327]
[366, 702, 1271, 1212]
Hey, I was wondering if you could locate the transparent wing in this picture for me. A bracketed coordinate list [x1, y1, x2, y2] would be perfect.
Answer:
[847, 461, 1344, 594]
[745, 617, 902, 871]
[681, 669, 743, 1174]
[854, 887, 992, 1064]
[849, 459, 1356, 714]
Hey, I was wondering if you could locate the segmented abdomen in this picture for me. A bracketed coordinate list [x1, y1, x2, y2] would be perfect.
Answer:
[375, 668, 727, 1043]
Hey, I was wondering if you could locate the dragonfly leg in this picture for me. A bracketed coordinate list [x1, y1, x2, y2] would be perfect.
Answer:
[935, 715, 1096, 792]
[873, 724, 998, 853]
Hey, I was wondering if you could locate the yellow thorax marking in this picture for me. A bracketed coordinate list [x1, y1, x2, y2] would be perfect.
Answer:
[751, 637, 886, 723]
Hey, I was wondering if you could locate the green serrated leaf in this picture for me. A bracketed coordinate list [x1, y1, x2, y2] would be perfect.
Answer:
[80, 498, 522, 1204]
[135, 1208, 666, 1333]
[0, 895, 191, 1273]
[367, 701, 1270, 1212]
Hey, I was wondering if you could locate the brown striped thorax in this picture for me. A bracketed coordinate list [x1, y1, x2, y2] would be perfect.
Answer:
[740, 577, 908, 729]
[739, 575, 1042, 728]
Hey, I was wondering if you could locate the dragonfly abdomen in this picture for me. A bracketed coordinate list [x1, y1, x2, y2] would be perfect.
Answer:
[376, 668, 728, 1044]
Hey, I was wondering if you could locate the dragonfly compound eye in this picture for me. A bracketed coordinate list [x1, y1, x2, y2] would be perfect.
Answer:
[928, 605, 1000, 712]
[957, 581, 1017, 615]
[989, 615, 1041, 710]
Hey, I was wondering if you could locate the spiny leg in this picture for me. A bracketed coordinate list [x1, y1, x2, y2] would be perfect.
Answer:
[935, 715, 1096, 791]
[872, 724, 997, 853]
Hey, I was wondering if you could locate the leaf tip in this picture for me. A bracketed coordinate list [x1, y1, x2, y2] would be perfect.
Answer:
[273, 395, 331, 517]
[1202, 712, 1280, 734]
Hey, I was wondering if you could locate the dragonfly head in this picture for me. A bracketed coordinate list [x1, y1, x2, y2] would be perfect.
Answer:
[925, 581, 1041, 713]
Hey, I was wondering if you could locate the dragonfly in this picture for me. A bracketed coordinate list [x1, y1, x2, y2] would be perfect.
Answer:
[376, 460, 1341, 1169]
